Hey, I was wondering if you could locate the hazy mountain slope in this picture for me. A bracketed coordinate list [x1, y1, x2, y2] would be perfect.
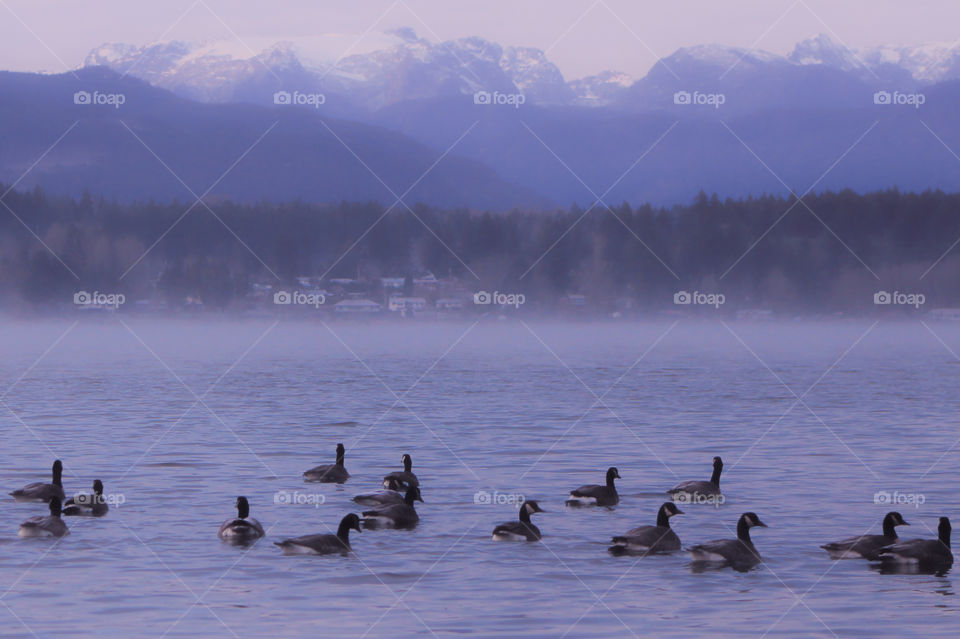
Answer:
[0, 67, 548, 209]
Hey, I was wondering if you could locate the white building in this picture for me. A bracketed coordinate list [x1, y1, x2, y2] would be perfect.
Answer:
[334, 299, 382, 314]
[388, 296, 427, 312]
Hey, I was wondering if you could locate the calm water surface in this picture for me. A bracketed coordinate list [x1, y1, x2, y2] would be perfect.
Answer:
[0, 319, 957, 638]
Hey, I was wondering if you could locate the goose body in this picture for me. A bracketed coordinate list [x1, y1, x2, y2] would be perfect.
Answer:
[382, 453, 419, 489]
[303, 443, 350, 483]
[62, 479, 109, 517]
[18, 497, 69, 538]
[668, 457, 723, 500]
[10, 460, 66, 503]
[353, 485, 404, 508]
[361, 486, 423, 529]
[492, 501, 544, 542]
[274, 513, 361, 555]
[878, 517, 953, 567]
[609, 502, 683, 555]
[688, 512, 766, 570]
[566, 467, 620, 507]
[821, 511, 908, 560]
[218, 496, 265, 542]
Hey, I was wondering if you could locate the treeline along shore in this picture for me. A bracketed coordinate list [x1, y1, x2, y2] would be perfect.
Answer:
[1, 186, 959, 316]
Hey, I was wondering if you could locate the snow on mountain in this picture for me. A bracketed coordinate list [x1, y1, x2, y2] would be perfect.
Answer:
[789, 33, 866, 71]
[568, 70, 634, 105]
[789, 34, 960, 83]
[82, 32, 960, 111]
[84, 30, 575, 109]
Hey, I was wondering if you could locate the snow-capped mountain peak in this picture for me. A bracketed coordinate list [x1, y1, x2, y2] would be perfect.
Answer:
[789, 33, 865, 71]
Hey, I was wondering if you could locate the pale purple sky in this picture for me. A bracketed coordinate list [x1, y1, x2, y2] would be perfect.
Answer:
[2, 0, 957, 79]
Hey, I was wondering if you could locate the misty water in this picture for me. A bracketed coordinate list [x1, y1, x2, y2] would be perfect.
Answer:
[0, 319, 956, 638]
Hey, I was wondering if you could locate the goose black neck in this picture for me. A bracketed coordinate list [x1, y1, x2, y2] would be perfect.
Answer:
[737, 517, 753, 544]
[606, 472, 617, 488]
[939, 520, 952, 547]
[403, 456, 412, 472]
[337, 518, 353, 543]
[52, 468, 62, 487]
[336, 450, 345, 467]
[710, 464, 722, 486]
[404, 488, 418, 505]
[237, 499, 250, 519]
[656, 506, 672, 528]
[48, 498, 61, 516]
[882, 514, 898, 538]
[519, 505, 531, 524]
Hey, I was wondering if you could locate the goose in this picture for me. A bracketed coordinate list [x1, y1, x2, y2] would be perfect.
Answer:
[303, 443, 350, 483]
[878, 517, 953, 567]
[492, 501, 545, 541]
[361, 485, 423, 529]
[382, 453, 419, 490]
[566, 467, 620, 507]
[10, 459, 66, 503]
[274, 513, 362, 555]
[62, 479, 109, 517]
[668, 456, 723, 501]
[609, 502, 684, 556]
[821, 511, 909, 560]
[218, 496, 265, 542]
[689, 512, 766, 570]
[18, 497, 69, 538]
[353, 478, 404, 508]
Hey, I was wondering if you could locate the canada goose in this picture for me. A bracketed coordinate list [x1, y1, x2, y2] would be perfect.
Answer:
[878, 517, 953, 567]
[62, 479, 109, 517]
[492, 501, 545, 541]
[218, 496, 265, 542]
[609, 502, 684, 556]
[668, 456, 723, 501]
[689, 512, 766, 570]
[18, 497, 69, 538]
[361, 485, 423, 529]
[274, 513, 362, 555]
[303, 443, 350, 483]
[10, 460, 66, 503]
[382, 453, 419, 489]
[566, 467, 620, 507]
[821, 511, 909, 560]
